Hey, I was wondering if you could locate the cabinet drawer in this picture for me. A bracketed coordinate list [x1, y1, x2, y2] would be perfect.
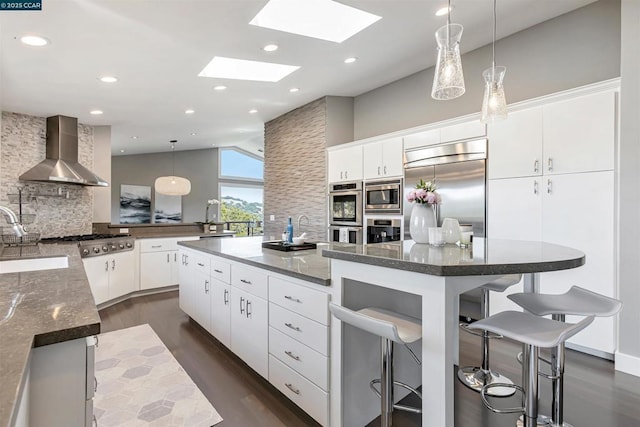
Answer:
[210, 257, 231, 284]
[192, 252, 210, 276]
[269, 277, 329, 325]
[269, 355, 329, 427]
[139, 238, 175, 252]
[232, 265, 268, 299]
[269, 303, 329, 356]
[269, 327, 328, 391]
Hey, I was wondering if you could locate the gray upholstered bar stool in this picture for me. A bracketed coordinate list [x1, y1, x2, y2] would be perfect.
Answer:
[458, 274, 522, 396]
[329, 303, 422, 427]
[508, 286, 622, 427]
[468, 311, 595, 427]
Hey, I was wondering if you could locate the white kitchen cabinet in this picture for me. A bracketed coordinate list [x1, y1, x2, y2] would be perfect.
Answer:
[140, 236, 199, 290]
[488, 108, 544, 179]
[210, 278, 231, 348]
[403, 128, 441, 150]
[192, 269, 212, 331]
[487, 177, 542, 241]
[83, 252, 135, 305]
[363, 137, 403, 180]
[440, 119, 486, 143]
[327, 145, 363, 183]
[543, 91, 615, 175]
[230, 287, 268, 378]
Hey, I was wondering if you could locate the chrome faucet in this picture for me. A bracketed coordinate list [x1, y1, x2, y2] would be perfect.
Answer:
[297, 215, 309, 234]
[0, 206, 27, 237]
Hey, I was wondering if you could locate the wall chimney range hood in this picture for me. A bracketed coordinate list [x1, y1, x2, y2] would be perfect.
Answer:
[19, 115, 108, 187]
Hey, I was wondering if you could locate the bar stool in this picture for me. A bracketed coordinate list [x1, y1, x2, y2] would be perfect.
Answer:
[508, 286, 622, 427]
[458, 274, 522, 396]
[468, 311, 595, 427]
[329, 303, 422, 427]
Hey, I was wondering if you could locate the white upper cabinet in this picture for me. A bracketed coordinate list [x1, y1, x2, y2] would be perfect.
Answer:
[440, 120, 486, 143]
[403, 129, 440, 150]
[543, 91, 616, 175]
[327, 145, 363, 183]
[488, 108, 544, 179]
[363, 137, 403, 180]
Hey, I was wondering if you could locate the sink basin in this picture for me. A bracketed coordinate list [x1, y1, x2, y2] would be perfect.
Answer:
[0, 256, 69, 274]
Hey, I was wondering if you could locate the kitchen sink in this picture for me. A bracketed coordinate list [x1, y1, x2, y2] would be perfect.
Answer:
[0, 255, 69, 274]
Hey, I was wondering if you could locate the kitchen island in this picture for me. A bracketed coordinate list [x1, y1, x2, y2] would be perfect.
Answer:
[322, 238, 585, 427]
[0, 243, 100, 427]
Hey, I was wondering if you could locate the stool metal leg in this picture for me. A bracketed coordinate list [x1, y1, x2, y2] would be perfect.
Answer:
[381, 337, 394, 427]
[458, 288, 515, 397]
[522, 343, 539, 427]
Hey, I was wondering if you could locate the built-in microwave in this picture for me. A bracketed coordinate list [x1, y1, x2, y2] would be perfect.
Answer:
[364, 179, 402, 214]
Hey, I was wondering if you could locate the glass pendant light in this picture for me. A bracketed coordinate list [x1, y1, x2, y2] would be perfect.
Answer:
[480, 0, 507, 123]
[431, 0, 465, 100]
[154, 140, 191, 196]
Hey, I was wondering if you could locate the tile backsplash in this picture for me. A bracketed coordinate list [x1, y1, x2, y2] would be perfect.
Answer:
[0, 112, 94, 238]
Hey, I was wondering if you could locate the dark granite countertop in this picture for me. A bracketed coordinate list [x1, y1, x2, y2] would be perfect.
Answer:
[0, 243, 100, 427]
[178, 237, 336, 286]
[322, 238, 585, 276]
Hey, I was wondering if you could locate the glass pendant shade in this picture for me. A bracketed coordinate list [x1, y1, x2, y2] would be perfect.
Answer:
[154, 176, 191, 196]
[431, 23, 466, 100]
[480, 65, 507, 124]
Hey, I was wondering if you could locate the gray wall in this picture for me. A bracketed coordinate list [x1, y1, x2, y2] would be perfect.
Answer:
[326, 96, 354, 147]
[111, 148, 218, 224]
[618, 0, 640, 363]
[264, 98, 328, 241]
[353, 0, 621, 139]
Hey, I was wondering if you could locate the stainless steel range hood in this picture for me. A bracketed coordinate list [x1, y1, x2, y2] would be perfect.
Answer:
[19, 115, 109, 187]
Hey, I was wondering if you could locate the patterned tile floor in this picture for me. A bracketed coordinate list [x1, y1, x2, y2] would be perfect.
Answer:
[95, 324, 223, 426]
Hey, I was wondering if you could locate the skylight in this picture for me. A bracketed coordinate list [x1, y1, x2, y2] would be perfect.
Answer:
[198, 56, 300, 82]
[249, 0, 381, 43]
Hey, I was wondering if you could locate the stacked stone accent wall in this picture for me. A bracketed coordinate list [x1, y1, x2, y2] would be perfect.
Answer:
[264, 98, 327, 241]
[1, 112, 94, 238]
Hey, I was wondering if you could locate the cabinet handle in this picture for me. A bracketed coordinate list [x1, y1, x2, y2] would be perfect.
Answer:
[340, 171, 343, 180]
[383, 165, 387, 175]
[112, 259, 115, 270]
[285, 350, 300, 361]
[285, 322, 301, 332]
[240, 279, 252, 285]
[240, 297, 245, 314]
[547, 179, 552, 194]
[547, 157, 553, 172]
[345, 170, 348, 179]
[377, 166, 381, 176]
[93, 414, 98, 427]
[223, 289, 229, 305]
[94, 377, 98, 393]
[95, 335, 99, 348]
[197, 262, 205, 267]
[167, 253, 170, 263]
[151, 245, 162, 248]
[246, 300, 252, 318]
[185, 255, 189, 266]
[174, 253, 177, 262]
[284, 295, 302, 303]
[204, 280, 209, 294]
[214, 268, 223, 274]
[534, 159, 539, 173]
[533, 180, 538, 195]
[105, 261, 108, 272]
[285, 383, 301, 395]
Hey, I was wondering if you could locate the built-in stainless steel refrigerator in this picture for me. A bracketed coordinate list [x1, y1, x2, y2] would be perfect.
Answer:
[403, 138, 487, 240]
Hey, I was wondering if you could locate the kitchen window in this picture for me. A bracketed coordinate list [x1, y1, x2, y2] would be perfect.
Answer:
[219, 148, 264, 181]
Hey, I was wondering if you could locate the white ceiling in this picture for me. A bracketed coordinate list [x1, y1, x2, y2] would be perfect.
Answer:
[1, 0, 595, 157]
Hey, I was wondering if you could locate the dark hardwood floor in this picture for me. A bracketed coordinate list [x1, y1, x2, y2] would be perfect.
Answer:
[99, 291, 640, 427]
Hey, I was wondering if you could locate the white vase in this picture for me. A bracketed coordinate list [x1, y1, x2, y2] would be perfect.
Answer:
[441, 218, 461, 244]
[409, 203, 437, 244]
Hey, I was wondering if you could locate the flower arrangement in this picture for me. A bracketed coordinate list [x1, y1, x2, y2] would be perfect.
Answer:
[406, 179, 441, 205]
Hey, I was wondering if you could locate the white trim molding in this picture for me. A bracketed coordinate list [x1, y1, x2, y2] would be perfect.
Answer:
[615, 351, 640, 377]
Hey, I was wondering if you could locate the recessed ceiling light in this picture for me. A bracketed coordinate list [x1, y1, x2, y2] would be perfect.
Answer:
[198, 56, 299, 83]
[249, 109, 258, 114]
[289, 87, 299, 93]
[131, 136, 138, 139]
[90, 110, 103, 115]
[120, 149, 125, 153]
[214, 85, 227, 91]
[249, 0, 381, 43]
[435, 6, 452, 16]
[185, 109, 195, 114]
[190, 132, 197, 136]
[99, 76, 118, 83]
[263, 43, 279, 52]
[344, 57, 357, 64]
[20, 35, 49, 47]
[212, 144, 216, 147]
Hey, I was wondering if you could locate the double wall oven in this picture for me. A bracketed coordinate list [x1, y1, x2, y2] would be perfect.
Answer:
[328, 181, 363, 244]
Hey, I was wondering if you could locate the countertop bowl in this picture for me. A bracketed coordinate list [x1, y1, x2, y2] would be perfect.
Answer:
[292, 237, 305, 245]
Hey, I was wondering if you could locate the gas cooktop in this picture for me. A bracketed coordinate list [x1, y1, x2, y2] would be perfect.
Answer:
[40, 233, 130, 243]
[40, 234, 135, 258]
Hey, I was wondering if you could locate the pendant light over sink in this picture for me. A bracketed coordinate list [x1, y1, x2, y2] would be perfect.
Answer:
[431, 0, 465, 100]
[154, 140, 191, 196]
[480, 0, 508, 123]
